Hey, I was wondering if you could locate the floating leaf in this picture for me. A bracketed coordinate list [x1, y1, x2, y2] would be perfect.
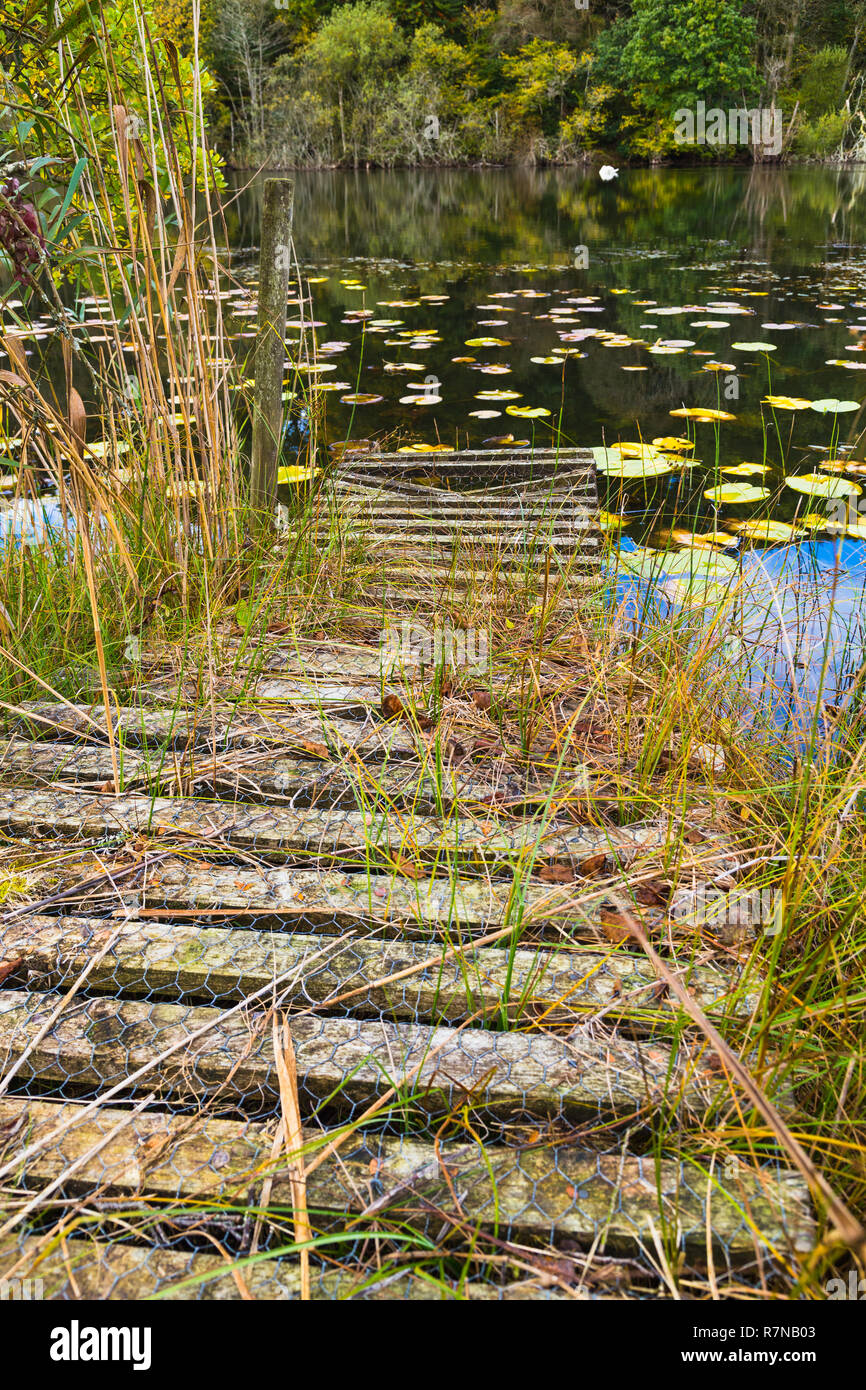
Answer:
[731, 341, 777, 352]
[506, 405, 551, 418]
[594, 447, 673, 479]
[670, 407, 736, 422]
[277, 465, 319, 484]
[762, 395, 813, 410]
[465, 337, 511, 347]
[809, 399, 860, 414]
[703, 483, 770, 505]
[721, 463, 769, 477]
[652, 437, 694, 452]
[727, 520, 805, 543]
[619, 545, 739, 588]
[784, 473, 862, 499]
[612, 443, 660, 459]
[340, 393, 383, 405]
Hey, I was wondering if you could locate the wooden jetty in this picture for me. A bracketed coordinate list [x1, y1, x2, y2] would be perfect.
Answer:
[0, 445, 814, 1301]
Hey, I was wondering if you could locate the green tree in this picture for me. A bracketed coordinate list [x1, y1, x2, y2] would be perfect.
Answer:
[301, 0, 406, 158]
[621, 0, 760, 119]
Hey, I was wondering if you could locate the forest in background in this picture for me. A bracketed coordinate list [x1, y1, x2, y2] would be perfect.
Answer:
[153, 0, 866, 168]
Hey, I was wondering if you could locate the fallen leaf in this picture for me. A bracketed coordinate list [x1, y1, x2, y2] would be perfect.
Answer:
[296, 739, 330, 760]
[382, 694, 405, 719]
[598, 908, 637, 943]
[538, 863, 575, 883]
[634, 879, 670, 907]
[472, 690, 492, 711]
[576, 852, 607, 878]
[0, 958, 24, 985]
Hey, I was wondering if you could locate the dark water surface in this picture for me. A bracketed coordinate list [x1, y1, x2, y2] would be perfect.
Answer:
[225, 165, 866, 540]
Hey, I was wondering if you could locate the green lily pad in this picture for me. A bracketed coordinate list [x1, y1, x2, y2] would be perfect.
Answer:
[809, 399, 860, 414]
[593, 446, 673, 479]
[618, 546, 739, 591]
[728, 520, 806, 543]
[703, 484, 771, 505]
[784, 473, 862, 499]
[731, 341, 777, 352]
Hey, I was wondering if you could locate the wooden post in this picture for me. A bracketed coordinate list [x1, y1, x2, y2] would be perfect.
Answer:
[250, 177, 294, 517]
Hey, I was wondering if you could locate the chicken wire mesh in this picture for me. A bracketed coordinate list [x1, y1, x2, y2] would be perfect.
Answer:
[0, 711, 816, 1301]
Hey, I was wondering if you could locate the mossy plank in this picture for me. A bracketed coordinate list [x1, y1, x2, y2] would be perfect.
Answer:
[0, 988, 717, 1120]
[2, 913, 761, 1023]
[137, 856, 686, 943]
[9, 701, 417, 756]
[141, 677, 389, 714]
[0, 1234, 568, 1299]
[0, 1097, 813, 1255]
[0, 737, 566, 810]
[0, 786, 684, 865]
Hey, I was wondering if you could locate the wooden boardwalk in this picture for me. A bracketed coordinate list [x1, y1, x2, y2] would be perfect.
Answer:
[0, 448, 814, 1300]
[326, 448, 605, 594]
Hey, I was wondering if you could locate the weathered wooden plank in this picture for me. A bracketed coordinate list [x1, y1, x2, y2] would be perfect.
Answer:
[330, 493, 599, 518]
[2, 914, 760, 1023]
[0, 1098, 813, 1255]
[336, 517, 600, 538]
[0, 786, 682, 865]
[9, 701, 418, 757]
[0, 1235, 568, 1300]
[341, 530, 601, 554]
[137, 855, 716, 942]
[0, 737, 569, 810]
[0, 988, 718, 1120]
[141, 677, 388, 714]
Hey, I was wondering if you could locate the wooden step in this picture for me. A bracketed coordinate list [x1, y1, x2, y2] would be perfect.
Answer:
[9, 701, 418, 756]
[0, 737, 578, 810]
[0, 786, 684, 865]
[2, 913, 760, 1024]
[140, 677, 391, 715]
[0, 1234, 571, 1300]
[340, 449, 596, 482]
[137, 854, 728, 942]
[0, 988, 717, 1120]
[0, 1097, 813, 1256]
[341, 530, 602, 555]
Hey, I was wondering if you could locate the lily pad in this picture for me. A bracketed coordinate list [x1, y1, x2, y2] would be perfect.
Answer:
[619, 545, 739, 589]
[277, 465, 319, 485]
[762, 395, 813, 410]
[728, 520, 805, 543]
[809, 399, 860, 414]
[593, 447, 673, 479]
[652, 436, 694, 452]
[731, 341, 777, 352]
[721, 463, 769, 477]
[703, 483, 770, 505]
[784, 473, 862, 499]
[670, 407, 736, 422]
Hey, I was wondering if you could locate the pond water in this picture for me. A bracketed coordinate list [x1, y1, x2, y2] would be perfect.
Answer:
[225, 164, 866, 546]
